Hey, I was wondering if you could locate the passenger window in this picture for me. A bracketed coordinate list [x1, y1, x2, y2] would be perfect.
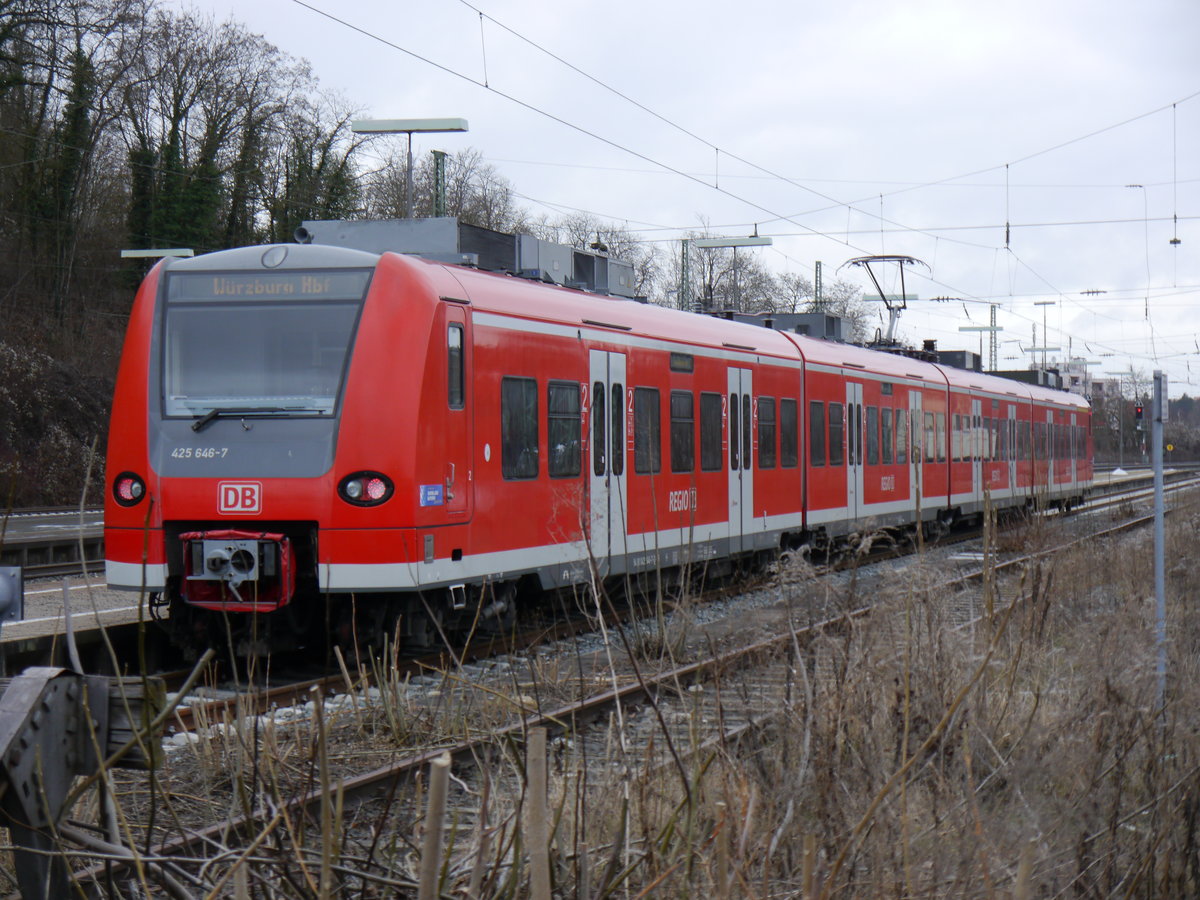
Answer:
[593, 382, 606, 476]
[866, 407, 879, 465]
[847, 403, 856, 465]
[924, 412, 935, 463]
[501, 376, 538, 480]
[611, 384, 624, 476]
[700, 392, 722, 471]
[670, 390, 695, 473]
[936, 413, 946, 463]
[809, 400, 826, 467]
[548, 381, 581, 478]
[855, 404, 863, 466]
[448, 324, 464, 409]
[780, 398, 798, 468]
[634, 387, 661, 474]
[896, 409, 907, 465]
[742, 393, 751, 470]
[829, 403, 844, 467]
[758, 397, 776, 469]
[882, 406, 893, 465]
[730, 393, 740, 470]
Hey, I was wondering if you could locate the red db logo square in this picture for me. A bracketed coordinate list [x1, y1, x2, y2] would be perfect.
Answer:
[218, 481, 261, 514]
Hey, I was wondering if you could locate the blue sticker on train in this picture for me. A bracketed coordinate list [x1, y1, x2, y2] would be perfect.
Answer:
[419, 484, 444, 506]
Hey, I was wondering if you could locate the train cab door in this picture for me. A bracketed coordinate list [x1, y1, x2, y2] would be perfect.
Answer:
[970, 397, 983, 499]
[728, 368, 753, 554]
[846, 381, 864, 521]
[589, 350, 628, 575]
[444, 303, 473, 521]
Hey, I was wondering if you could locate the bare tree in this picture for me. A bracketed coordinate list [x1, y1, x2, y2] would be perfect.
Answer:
[122, 9, 318, 252]
[264, 95, 367, 242]
[1, 0, 148, 322]
[363, 146, 529, 234]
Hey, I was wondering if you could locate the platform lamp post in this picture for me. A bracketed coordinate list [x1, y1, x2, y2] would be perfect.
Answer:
[351, 118, 469, 218]
[1105, 369, 1133, 467]
[687, 235, 773, 314]
[1033, 300, 1057, 370]
[959, 320, 1002, 372]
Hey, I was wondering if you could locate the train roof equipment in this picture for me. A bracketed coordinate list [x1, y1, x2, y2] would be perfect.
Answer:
[293, 216, 638, 300]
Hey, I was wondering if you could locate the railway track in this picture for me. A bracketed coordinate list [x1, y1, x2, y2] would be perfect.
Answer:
[58, 474, 1197, 896]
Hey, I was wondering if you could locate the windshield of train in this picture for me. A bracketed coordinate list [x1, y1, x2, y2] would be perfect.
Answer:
[161, 269, 373, 418]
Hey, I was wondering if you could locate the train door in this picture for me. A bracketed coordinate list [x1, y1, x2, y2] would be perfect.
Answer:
[909, 390, 923, 515]
[1007, 406, 1018, 496]
[728, 368, 753, 554]
[971, 397, 982, 500]
[846, 381, 864, 520]
[1069, 412, 1078, 489]
[589, 350, 628, 575]
[444, 303, 473, 520]
[1045, 409, 1055, 491]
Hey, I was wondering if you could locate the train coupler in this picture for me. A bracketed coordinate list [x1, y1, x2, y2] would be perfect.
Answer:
[179, 529, 296, 612]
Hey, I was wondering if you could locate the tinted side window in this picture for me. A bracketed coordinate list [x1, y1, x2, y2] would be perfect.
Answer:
[501, 376, 538, 479]
[741, 393, 751, 470]
[882, 406, 893, 465]
[866, 406, 879, 465]
[670, 390, 695, 473]
[895, 408, 908, 464]
[780, 398, 798, 468]
[548, 381, 581, 477]
[829, 402, 844, 466]
[758, 396, 776, 469]
[809, 400, 826, 467]
[611, 384, 624, 476]
[448, 324, 464, 409]
[634, 387, 661, 474]
[700, 392, 723, 471]
[592, 382, 606, 476]
[730, 393, 740, 470]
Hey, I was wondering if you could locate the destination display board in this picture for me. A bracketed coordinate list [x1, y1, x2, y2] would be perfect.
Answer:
[167, 270, 373, 303]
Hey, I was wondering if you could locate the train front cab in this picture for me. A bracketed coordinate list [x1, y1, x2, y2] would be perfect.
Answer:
[103, 244, 489, 654]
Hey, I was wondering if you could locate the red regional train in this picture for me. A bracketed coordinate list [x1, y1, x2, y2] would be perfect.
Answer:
[104, 230, 1093, 656]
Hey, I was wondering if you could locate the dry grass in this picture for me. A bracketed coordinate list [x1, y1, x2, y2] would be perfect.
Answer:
[4, 499, 1199, 898]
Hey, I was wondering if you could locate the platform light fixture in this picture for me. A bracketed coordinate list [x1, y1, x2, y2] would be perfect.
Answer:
[120, 248, 194, 258]
[352, 118, 469, 218]
[684, 234, 774, 313]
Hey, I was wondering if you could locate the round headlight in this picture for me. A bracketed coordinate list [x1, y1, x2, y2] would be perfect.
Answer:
[113, 472, 147, 507]
[339, 471, 393, 507]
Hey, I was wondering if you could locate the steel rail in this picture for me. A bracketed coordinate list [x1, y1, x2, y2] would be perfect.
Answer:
[68, 474, 1200, 888]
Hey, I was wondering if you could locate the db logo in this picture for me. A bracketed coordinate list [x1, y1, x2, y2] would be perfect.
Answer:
[218, 481, 262, 514]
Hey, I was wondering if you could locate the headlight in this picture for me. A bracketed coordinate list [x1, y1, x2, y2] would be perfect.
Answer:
[338, 471, 394, 507]
[113, 472, 146, 507]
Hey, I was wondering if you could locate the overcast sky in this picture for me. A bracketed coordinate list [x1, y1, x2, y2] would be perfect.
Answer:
[181, 0, 1198, 397]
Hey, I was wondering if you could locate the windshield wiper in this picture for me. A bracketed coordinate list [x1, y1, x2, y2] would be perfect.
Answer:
[191, 406, 313, 433]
